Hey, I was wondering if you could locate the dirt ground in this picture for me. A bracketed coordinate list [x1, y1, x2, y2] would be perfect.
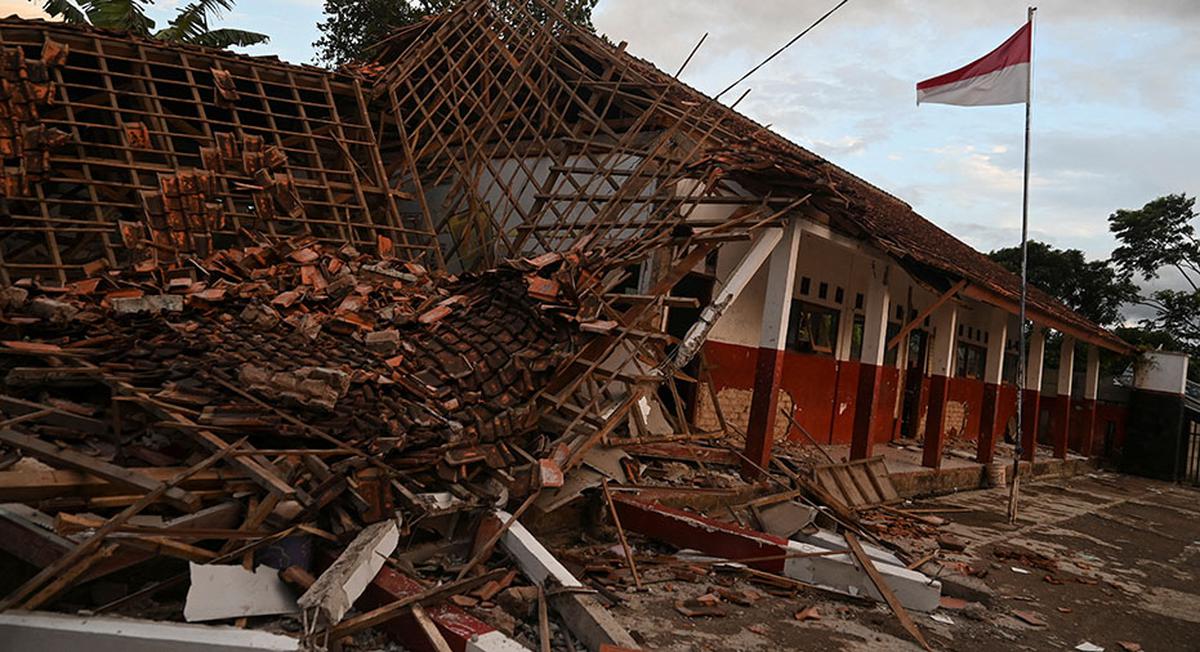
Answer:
[606, 472, 1200, 651]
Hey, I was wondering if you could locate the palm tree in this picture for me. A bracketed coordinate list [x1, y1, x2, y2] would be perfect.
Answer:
[42, 0, 269, 49]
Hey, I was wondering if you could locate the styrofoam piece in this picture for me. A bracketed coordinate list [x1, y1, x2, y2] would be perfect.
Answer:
[783, 540, 942, 612]
[184, 563, 299, 622]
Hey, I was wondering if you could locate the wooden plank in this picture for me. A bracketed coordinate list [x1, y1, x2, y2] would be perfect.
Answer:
[411, 604, 454, 652]
[866, 458, 900, 503]
[537, 585, 552, 652]
[0, 395, 107, 435]
[830, 466, 866, 507]
[886, 279, 967, 351]
[0, 440, 244, 611]
[815, 469, 845, 505]
[0, 428, 200, 513]
[327, 569, 505, 639]
[601, 479, 642, 589]
[110, 381, 302, 503]
[844, 532, 930, 651]
[0, 466, 245, 502]
[846, 462, 881, 506]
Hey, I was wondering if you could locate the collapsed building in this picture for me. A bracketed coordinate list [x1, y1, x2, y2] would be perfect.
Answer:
[0, 1, 1190, 650]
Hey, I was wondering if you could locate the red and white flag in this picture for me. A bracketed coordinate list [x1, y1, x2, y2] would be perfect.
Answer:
[917, 21, 1031, 106]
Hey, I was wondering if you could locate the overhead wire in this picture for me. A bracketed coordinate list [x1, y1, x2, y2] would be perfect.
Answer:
[715, 0, 854, 100]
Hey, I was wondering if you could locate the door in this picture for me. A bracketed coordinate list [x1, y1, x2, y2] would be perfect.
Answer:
[1185, 416, 1200, 485]
[899, 330, 929, 439]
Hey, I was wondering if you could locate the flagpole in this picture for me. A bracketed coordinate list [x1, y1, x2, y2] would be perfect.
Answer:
[1008, 5, 1036, 524]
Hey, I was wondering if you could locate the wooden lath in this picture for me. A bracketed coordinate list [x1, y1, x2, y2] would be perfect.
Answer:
[0, 19, 438, 284]
[372, 0, 777, 275]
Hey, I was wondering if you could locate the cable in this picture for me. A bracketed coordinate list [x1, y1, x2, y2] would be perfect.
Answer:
[715, 0, 853, 100]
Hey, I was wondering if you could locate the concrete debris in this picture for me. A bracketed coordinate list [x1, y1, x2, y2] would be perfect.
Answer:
[0, 611, 302, 651]
[184, 563, 300, 623]
[111, 294, 185, 315]
[298, 519, 399, 625]
[496, 510, 639, 651]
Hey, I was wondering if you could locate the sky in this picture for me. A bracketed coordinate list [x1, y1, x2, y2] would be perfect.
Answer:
[5, 0, 1197, 294]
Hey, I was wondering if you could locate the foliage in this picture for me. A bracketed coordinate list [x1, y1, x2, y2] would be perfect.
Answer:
[42, 0, 269, 48]
[314, 0, 598, 67]
[987, 240, 1137, 328]
[1109, 194, 1200, 358]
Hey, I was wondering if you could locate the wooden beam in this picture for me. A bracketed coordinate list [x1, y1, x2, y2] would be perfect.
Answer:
[0, 466, 246, 502]
[844, 532, 930, 651]
[960, 283, 1133, 354]
[0, 428, 201, 513]
[411, 604, 454, 652]
[0, 394, 108, 435]
[886, 279, 967, 351]
[0, 439, 245, 611]
[327, 569, 505, 640]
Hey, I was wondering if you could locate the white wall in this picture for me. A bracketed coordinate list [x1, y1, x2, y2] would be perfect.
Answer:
[1134, 351, 1189, 396]
[707, 225, 1009, 380]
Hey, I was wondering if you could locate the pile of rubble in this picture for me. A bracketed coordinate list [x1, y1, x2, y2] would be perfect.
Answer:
[0, 229, 959, 651]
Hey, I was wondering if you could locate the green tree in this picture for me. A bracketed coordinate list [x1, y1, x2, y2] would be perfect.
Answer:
[313, 0, 598, 67]
[1110, 193, 1200, 355]
[987, 240, 1137, 328]
[42, 1, 269, 48]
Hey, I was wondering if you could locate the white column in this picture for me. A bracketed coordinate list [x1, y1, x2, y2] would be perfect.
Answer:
[1056, 335, 1076, 397]
[758, 220, 803, 352]
[744, 217, 804, 470]
[928, 302, 958, 377]
[1083, 345, 1100, 401]
[671, 226, 783, 369]
[1025, 328, 1046, 392]
[859, 261, 890, 366]
[984, 308, 1008, 385]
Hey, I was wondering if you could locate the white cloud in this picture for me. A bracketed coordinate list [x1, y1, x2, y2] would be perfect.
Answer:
[595, 0, 1199, 267]
[0, 1, 49, 19]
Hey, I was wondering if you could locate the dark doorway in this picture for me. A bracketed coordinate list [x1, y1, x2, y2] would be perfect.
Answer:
[900, 330, 929, 439]
[661, 271, 715, 427]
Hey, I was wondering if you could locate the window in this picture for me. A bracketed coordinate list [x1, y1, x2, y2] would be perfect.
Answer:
[955, 341, 987, 379]
[884, 322, 901, 366]
[786, 300, 840, 356]
[849, 314, 865, 360]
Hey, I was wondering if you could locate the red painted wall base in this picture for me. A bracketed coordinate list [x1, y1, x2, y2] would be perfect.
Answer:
[975, 382, 1001, 464]
[1050, 394, 1071, 459]
[922, 375, 951, 469]
[1020, 388, 1040, 462]
[745, 346, 786, 475]
[851, 363, 883, 460]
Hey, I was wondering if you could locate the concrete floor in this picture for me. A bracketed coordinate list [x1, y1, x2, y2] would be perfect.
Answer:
[607, 472, 1200, 651]
[817, 440, 1087, 475]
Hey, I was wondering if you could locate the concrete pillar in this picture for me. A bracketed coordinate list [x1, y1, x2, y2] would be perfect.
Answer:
[1079, 345, 1100, 456]
[1020, 328, 1045, 462]
[744, 219, 803, 475]
[850, 261, 890, 460]
[975, 308, 1008, 464]
[921, 301, 958, 469]
[1051, 334, 1076, 459]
